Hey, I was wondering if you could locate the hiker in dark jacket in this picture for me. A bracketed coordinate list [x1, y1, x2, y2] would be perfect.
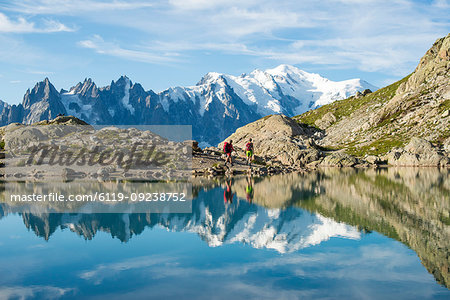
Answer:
[223, 140, 234, 166]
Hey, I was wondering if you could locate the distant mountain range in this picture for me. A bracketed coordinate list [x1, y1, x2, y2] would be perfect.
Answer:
[0, 65, 376, 145]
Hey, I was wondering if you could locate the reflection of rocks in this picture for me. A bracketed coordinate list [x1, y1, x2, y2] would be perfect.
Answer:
[298, 168, 450, 288]
[1, 189, 360, 253]
[231, 173, 317, 208]
[0, 168, 448, 287]
[61, 168, 85, 180]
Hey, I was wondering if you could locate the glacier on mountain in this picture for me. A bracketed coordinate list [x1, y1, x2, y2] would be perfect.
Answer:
[0, 64, 377, 144]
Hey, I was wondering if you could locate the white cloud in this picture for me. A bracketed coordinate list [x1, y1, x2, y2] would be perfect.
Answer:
[0, 286, 74, 299]
[1, 0, 154, 15]
[433, 0, 449, 8]
[21, 69, 54, 75]
[1, 0, 449, 78]
[79, 255, 176, 284]
[168, 0, 241, 11]
[0, 12, 74, 33]
[75, 243, 438, 299]
[78, 35, 180, 64]
[77, 0, 447, 75]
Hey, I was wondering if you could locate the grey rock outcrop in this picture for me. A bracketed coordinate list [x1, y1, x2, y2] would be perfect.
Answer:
[319, 152, 360, 167]
[296, 34, 450, 161]
[219, 114, 322, 166]
[384, 137, 449, 167]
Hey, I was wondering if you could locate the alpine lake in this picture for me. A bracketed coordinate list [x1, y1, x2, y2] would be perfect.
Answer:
[0, 168, 449, 299]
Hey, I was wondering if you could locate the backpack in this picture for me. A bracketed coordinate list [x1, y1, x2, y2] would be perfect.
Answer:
[246, 142, 253, 151]
[223, 142, 231, 153]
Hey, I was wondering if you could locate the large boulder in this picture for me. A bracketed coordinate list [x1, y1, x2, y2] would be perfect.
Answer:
[385, 137, 449, 167]
[183, 140, 202, 152]
[219, 114, 321, 166]
[320, 152, 359, 167]
[443, 137, 450, 153]
[314, 112, 336, 129]
[404, 137, 434, 154]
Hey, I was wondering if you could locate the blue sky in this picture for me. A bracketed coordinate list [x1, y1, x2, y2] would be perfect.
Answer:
[0, 0, 448, 105]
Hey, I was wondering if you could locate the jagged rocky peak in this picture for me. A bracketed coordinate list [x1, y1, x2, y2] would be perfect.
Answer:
[31, 77, 53, 95]
[0, 99, 9, 111]
[131, 82, 145, 94]
[115, 75, 131, 86]
[417, 33, 450, 69]
[106, 75, 132, 96]
[397, 33, 450, 94]
[0, 65, 376, 145]
[68, 78, 98, 98]
[23, 77, 60, 109]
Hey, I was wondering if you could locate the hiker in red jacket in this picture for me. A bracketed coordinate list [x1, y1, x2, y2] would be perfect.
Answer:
[223, 140, 234, 167]
[224, 179, 234, 204]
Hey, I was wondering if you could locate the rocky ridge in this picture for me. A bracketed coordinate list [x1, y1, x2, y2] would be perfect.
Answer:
[293, 34, 450, 167]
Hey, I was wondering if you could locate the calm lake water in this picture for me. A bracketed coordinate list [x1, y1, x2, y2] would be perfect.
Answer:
[0, 168, 449, 299]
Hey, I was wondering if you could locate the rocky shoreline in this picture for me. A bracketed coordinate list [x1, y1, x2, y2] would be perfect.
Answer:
[0, 115, 447, 181]
[189, 111, 448, 178]
[189, 136, 449, 178]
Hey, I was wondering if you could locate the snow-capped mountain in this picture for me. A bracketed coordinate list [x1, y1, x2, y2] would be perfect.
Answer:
[0, 65, 376, 145]
[197, 64, 376, 115]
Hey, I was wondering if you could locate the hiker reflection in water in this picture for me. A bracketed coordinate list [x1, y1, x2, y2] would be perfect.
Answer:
[224, 178, 234, 204]
[245, 175, 254, 203]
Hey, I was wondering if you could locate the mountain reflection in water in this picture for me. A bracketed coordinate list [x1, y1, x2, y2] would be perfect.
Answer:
[0, 168, 448, 289]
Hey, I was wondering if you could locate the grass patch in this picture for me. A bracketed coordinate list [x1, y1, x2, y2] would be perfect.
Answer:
[212, 162, 224, 168]
[440, 213, 450, 226]
[15, 159, 27, 167]
[345, 137, 406, 157]
[251, 159, 266, 166]
[433, 130, 450, 145]
[297, 122, 320, 131]
[439, 99, 450, 113]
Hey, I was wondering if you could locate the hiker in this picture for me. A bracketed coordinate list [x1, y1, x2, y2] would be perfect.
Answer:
[245, 175, 254, 203]
[245, 138, 254, 166]
[223, 140, 234, 166]
[224, 179, 234, 204]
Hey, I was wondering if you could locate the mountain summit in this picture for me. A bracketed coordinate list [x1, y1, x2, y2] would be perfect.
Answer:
[0, 65, 375, 145]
